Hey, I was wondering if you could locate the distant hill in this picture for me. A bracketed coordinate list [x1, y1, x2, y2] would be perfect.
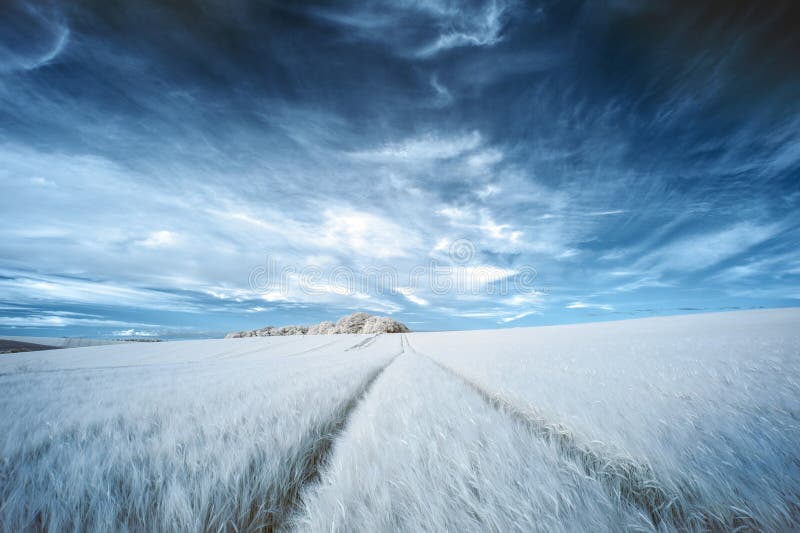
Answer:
[0, 336, 120, 348]
[0, 339, 62, 354]
[226, 312, 410, 338]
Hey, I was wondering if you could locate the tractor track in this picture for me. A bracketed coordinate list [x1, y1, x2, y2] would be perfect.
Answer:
[401, 335, 759, 532]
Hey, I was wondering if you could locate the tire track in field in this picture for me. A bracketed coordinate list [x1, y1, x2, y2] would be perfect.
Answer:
[344, 334, 379, 351]
[0, 338, 404, 532]
[256, 335, 406, 533]
[280, 337, 354, 359]
[1, 337, 374, 380]
[0, 338, 345, 378]
[402, 335, 760, 532]
[208, 335, 309, 360]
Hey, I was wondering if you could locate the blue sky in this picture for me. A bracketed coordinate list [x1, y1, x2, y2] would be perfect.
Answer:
[1, 0, 799, 338]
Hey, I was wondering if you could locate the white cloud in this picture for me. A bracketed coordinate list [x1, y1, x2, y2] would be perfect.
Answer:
[138, 230, 178, 248]
[249, 271, 403, 314]
[611, 277, 673, 293]
[30, 176, 56, 187]
[468, 150, 504, 173]
[565, 301, 614, 311]
[503, 292, 543, 307]
[585, 210, 626, 216]
[208, 210, 286, 234]
[309, 1, 510, 58]
[455, 310, 507, 319]
[416, 0, 507, 57]
[709, 251, 800, 284]
[500, 310, 540, 323]
[455, 265, 516, 284]
[260, 292, 290, 303]
[350, 132, 481, 162]
[320, 209, 420, 258]
[433, 237, 451, 252]
[556, 249, 579, 259]
[480, 218, 523, 245]
[455, 307, 540, 322]
[437, 207, 469, 220]
[475, 183, 501, 199]
[204, 287, 252, 302]
[112, 329, 159, 337]
[0, 271, 200, 312]
[0, 314, 162, 329]
[635, 222, 781, 273]
[436, 207, 525, 251]
[397, 287, 429, 306]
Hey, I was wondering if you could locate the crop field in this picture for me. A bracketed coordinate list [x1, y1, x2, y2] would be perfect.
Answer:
[1, 309, 799, 532]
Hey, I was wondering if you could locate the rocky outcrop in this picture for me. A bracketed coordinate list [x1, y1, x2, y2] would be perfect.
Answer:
[225, 312, 410, 338]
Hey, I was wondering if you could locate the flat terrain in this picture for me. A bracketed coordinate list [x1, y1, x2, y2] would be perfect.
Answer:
[0, 340, 61, 355]
[1, 309, 798, 532]
[0, 336, 119, 349]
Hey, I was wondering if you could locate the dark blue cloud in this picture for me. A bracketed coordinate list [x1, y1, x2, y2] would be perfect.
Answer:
[0, 0, 798, 336]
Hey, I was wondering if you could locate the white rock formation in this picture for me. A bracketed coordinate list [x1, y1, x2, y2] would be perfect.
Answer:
[225, 313, 409, 338]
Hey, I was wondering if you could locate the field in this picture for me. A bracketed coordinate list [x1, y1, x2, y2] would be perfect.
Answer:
[1, 309, 799, 532]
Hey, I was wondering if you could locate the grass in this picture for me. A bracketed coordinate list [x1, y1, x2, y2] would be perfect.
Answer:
[292, 352, 653, 532]
[0, 334, 398, 532]
[407, 309, 800, 530]
[1, 309, 799, 531]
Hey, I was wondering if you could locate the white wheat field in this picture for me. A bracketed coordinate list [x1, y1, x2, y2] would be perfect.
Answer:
[1, 309, 799, 532]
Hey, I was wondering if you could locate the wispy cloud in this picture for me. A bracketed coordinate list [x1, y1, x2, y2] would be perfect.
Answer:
[499, 310, 540, 323]
[0, 3, 69, 72]
[397, 287, 430, 307]
[565, 302, 614, 312]
[0, 313, 162, 329]
[307, 0, 512, 58]
[0, 271, 201, 313]
[634, 222, 782, 273]
[319, 209, 422, 259]
[349, 132, 482, 162]
[137, 230, 179, 248]
[416, 0, 508, 57]
[111, 329, 159, 337]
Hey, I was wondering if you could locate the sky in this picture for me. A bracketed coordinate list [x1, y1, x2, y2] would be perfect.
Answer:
[1, 0, 799, 338]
